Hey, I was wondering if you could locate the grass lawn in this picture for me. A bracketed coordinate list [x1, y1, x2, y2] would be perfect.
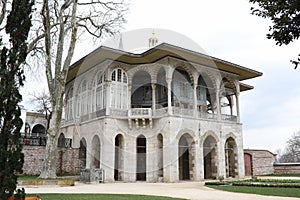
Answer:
[208, 185, 300, 198]
[28, 194, 186, 200]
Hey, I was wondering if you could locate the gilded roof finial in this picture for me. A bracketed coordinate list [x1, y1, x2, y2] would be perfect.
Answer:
[149, 30, 158, 48]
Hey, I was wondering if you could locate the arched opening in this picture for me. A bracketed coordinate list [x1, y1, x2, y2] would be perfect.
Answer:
[178, 133, 195, 180]
[203, 135, 218, 179]
[197, 75, 215, 114]
[244, 153, 253, 176]
[220, 78, 236, 117]
[172, 67, 193, 109]
[131, 71, 152, 108]
[225, 137, 238, 178]
[157, 134, 163, 179]
[79, 138, 87, 169]
[91, 135, 100, 168]
[114, 134, 124, 181]
[57, 133, 66, 147]
[31, 124, 46, 137]
[136, 135, 146, 181]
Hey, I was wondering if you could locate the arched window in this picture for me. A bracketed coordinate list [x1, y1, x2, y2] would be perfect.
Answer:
[95, 72, 106, 111]
[66, 87, 74, 120]
[110, 68, 128, 109]
[78, 80, 88, 116]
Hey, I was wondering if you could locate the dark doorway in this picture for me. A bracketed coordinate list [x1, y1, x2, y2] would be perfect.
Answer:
[136, 135, 146, 181]
[79, 138, 87, 169]
[203, 135, 217, 179]
[114, 134, 124, 181]
[179, 136, 190, 180]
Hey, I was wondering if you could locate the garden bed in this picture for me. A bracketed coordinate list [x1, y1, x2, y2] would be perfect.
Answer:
[205, 178, 300, 188]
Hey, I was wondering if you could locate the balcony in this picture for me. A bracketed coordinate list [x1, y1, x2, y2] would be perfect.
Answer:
[61, 107, 238, 127]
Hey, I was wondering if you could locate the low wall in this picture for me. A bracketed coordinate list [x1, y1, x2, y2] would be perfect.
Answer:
[274, 163, 300, 174]
[244, 149, 276, 175]
[22, 146, 80, 175]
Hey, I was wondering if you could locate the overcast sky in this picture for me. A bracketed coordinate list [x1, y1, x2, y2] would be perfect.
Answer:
[120, 0, 299, 153]
[23, 0, 300, 153]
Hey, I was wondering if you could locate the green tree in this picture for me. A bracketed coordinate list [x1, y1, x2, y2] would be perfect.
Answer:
[249, 0, 300, 68]
[0, 0, 33, 198]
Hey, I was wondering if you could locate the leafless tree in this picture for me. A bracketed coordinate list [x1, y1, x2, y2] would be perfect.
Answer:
[30, 91, 51, 129]
[20, 0, 127, 179]
[279, 132, 300, 163]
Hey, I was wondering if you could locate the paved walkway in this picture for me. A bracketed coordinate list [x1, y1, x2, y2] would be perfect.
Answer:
[22, 182, 300, 200]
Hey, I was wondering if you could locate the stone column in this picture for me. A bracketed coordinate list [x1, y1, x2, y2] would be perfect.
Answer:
[101, 133, 115, 182]
[163, 133, 179, 183]
[146, 136, 156, 182]
[217, 138, 226, 179]
[216, 86, 221, 121]
[128, 83, 132, 109]
[167, 78, 172, 115]
[151, 83, 156, 112]
[105, 81, 111, 116]
[193, 83, 198, 117]
[123, 136, 136, 182]
[236, 93, 240, 123]
[193, 139, 202, 181]
[86, 139, 92, 169]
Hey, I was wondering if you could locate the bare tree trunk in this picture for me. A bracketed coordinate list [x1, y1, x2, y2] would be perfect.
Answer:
[39, 80, 65, 179]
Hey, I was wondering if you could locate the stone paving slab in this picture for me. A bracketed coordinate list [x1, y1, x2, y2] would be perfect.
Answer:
[21, 182, 300, 200]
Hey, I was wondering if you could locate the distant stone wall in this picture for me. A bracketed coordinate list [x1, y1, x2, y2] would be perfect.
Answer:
[244, 149, 276, 176]
[274, 163, 300, 174]
[22, 146, 80, 175]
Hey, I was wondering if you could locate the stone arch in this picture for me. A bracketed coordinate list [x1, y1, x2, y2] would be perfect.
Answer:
[136, 134, 146, 181]
[79, 137, 87, 169]
[152, 63, 169, 81]
[202, 133, 218, 179]
[109, 64, 128, 73]
[176, 129, 196, 141]
[57, 133, 66, 148]
[225, 136, 238, 178]
[114, 134, 124, 181]
[178, 133, 195, 180]
[91, 135, 101, 168]
[200, 131, 219, 145]
[127, 64, 153, 82]
[31, 124, 46, 137]
[173, 63, 195, 84]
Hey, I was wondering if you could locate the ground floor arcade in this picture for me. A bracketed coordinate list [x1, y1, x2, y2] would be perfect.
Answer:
[63, 117, 245, 182]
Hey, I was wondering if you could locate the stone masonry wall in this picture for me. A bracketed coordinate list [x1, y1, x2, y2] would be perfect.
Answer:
[244, 149, 276, 176]
[274, 163, 300, 174]
[22, 146, 80, 175]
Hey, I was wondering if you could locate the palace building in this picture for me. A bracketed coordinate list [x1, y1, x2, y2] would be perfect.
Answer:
[60, 35, 262, 182]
